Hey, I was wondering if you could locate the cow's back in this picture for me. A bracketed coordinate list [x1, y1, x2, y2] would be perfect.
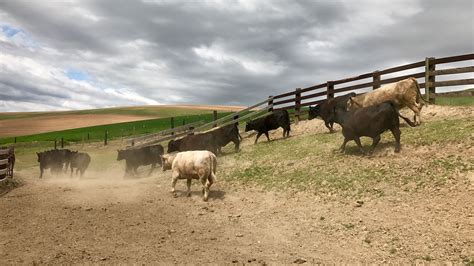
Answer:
[172, 151, 215, 179]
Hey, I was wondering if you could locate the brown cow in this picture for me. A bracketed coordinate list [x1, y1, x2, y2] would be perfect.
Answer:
[347, 78, 428, 125]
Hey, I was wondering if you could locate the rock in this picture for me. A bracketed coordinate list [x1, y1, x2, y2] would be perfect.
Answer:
[85, 207, 93, 211]
[355, 200, 364, 207]
[232, 259, 238, 263]
[235, 233, 244, 237]
[294, 258, 307, 264]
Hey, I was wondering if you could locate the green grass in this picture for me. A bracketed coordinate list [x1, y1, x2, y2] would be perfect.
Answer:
[223, 117, 473, 197]
[435, 96, 474, 106]
[0, 112, 232, 145]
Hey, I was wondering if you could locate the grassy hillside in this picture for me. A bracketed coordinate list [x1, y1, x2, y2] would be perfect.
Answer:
[220, 116, 473, 197]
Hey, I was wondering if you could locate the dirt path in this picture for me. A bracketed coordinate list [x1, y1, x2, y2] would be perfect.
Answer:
[1, 166, 472, 264]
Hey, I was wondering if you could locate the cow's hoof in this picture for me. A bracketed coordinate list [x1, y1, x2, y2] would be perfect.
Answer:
[186, 193, 191, 197]
[202, 197, 208, 202]
[394, 149, 401, 153]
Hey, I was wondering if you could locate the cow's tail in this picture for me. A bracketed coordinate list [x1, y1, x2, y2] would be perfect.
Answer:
[209, 152, 217, 182]
[412, 78, 430, 105]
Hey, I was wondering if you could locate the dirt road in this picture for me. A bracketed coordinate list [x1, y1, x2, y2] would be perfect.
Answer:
[1, 167, 472, 264]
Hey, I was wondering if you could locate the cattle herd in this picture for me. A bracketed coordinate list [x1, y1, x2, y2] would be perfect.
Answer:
[36, 78, 427, 201]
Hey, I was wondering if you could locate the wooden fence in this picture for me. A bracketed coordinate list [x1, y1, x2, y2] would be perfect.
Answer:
[271, 53, 474, 122]
[0, 146, 15, 182]
[128, 98, 273, 149]
[126, 53, 473, 149]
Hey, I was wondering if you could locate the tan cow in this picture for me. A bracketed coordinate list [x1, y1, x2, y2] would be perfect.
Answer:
[161, 151, 217, 201]
[347, 78, 428, 125]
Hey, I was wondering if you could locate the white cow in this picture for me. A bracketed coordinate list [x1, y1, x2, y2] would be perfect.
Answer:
[161, 151, 217, 201]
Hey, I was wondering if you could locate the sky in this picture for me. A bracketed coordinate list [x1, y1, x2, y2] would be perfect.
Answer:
[0, 0, 473, 112]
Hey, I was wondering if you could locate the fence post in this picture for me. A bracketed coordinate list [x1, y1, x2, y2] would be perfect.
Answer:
[233, 114, 239, 126]
[61, 137, 64, 148]
[294, 88, 302, 124]
[425, 57, 436, 104]
[14, 137, 16, 143]
[54, 139, 57, 149]
[326, 81, 334, 100]
[213, 110, 218, 127]
[170, 117, 175, 135]
[104, 130, 108, 146]
[373, 71, 381, 90]
[87, 133, 90, 140]
[188, 126, 194, 136]
[268, 95, 274, 112]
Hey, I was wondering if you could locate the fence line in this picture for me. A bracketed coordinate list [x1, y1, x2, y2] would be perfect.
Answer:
[271, 53, 474, 112]
[0, 146, 15, 181]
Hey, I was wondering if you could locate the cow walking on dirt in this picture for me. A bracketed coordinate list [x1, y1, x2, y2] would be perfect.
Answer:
[334, 101, 416, 155]
[117, 144, 164, 177]
[161, 151, 217, 201]
[70, 152, 91, 177]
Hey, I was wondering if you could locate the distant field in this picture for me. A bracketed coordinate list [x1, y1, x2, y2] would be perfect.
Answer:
[0, 105, 244, 121]
[0, 112, 233, 146]
[0, 105, 245, 138]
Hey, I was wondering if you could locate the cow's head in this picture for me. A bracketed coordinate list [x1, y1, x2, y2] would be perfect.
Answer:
[244, 121, 256, 132]
[167, 139, 180, 153]
[308, 105, 321, 120]
[36, 152, 42, 162]
[161, 153, 177, 171]
[116, 149, 125, 161]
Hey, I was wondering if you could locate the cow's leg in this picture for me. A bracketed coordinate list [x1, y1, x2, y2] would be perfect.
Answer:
[370, 135, 381, 153]
[186, 178, 192, 197]
[324, 120, 334, 133]
[407, 104, 422, 126]
[340, 138, 349, 153]
[170, 170, 180, 195]
[39, 167, 44, 179]
[390, 127, 402, 153]
[70, 166, 73, 177]
[133, 166, 139, 176]
[329, 121, 335, 133]
[264, 132, 270, 142]
[353, 137, 365, 155]
[148, 163, 155, 176]
[254, 132, 263, 144]
[233, 139, 240, 152]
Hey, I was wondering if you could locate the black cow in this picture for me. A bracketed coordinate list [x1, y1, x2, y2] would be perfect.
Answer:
[308, 92, 356, 133]
[209, 123, 241, 153]
[70, 152, 91, 177]
[117, 144, 164, 176]
[245, 110, 290, 144]
[37, 149, 73, 178]
[167, 133, 218, 154]
[333, 101, 416, 155]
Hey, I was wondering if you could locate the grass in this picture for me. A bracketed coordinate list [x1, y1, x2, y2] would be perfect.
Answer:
[0, 112, 233, 145]
[222, 116, 473, 197]
[435, 96, 474, 106]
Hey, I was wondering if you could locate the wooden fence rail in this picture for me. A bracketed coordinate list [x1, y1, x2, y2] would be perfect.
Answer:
[0, 146, 15, 182]
[125, 53, 473, 150]
[272, 53, 474, 112]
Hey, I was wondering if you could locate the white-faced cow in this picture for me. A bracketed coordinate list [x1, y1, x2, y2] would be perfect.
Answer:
[161, 150, 217, 201]
[347, 78, 428, 125]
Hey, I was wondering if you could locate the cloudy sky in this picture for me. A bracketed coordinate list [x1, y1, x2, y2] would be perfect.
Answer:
[0, 0, 473, 112]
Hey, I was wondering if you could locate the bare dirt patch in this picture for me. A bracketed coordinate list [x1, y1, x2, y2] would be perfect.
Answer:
[0, 114, 153, 138]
